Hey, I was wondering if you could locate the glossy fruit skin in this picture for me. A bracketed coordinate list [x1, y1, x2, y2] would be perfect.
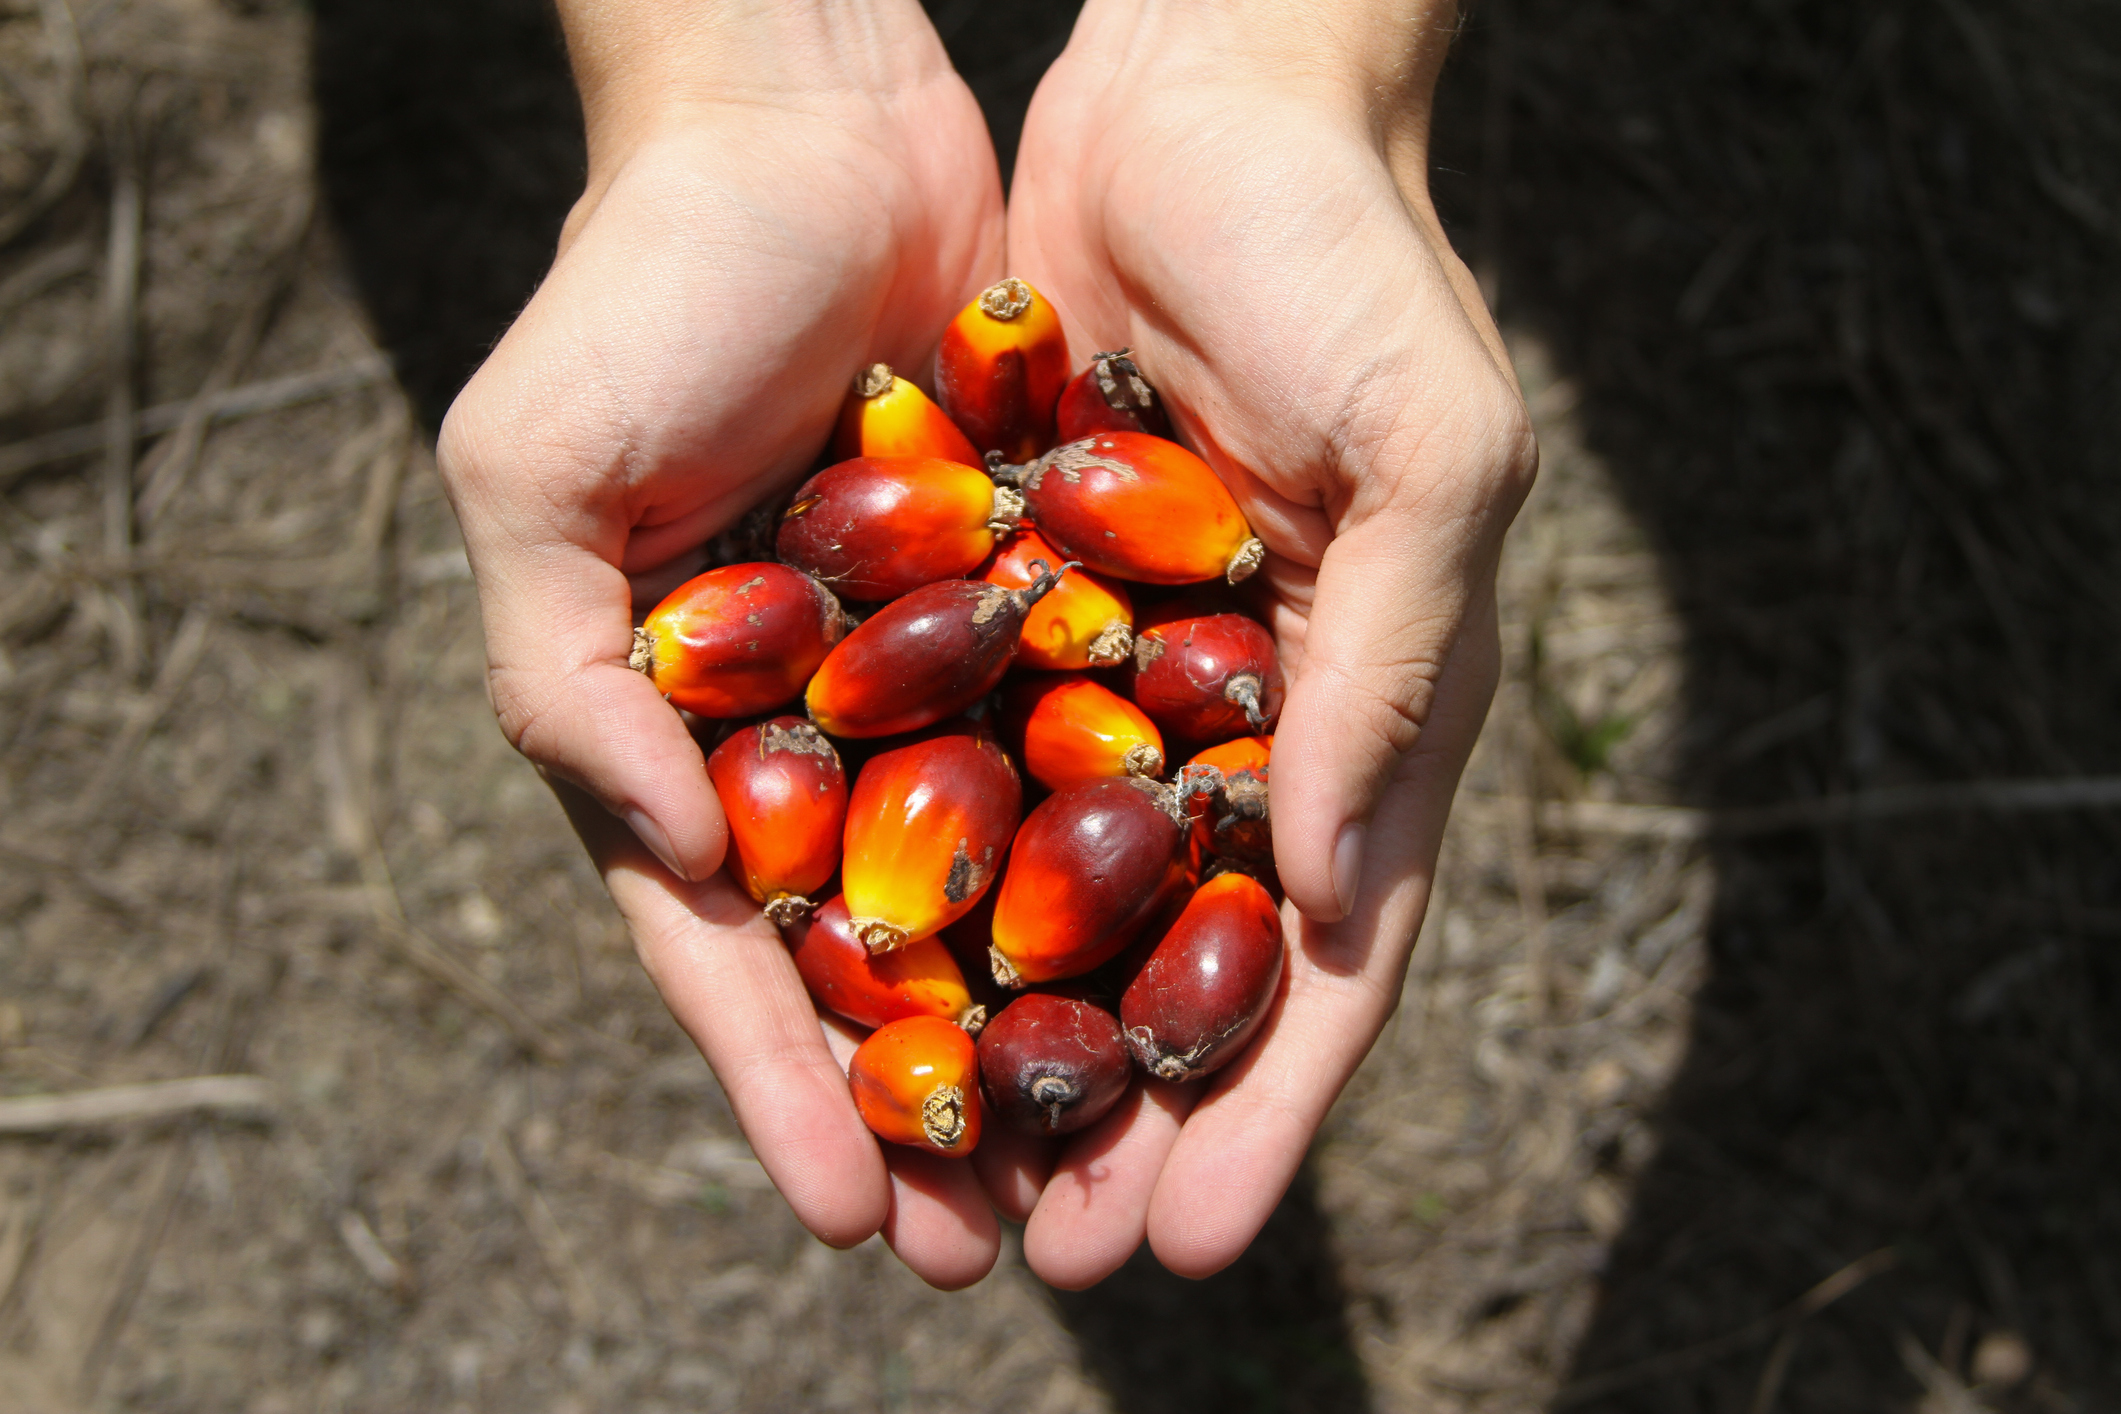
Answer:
[1002, 673, 1164, 792]
[832, 363, 982, 465]
[990, 777, 1190, 986]
[783, 896, 985, 1033]
[849, 1016, 982, 1155]
[705, 717, 847, 921]
[633, 563, 846, 717]
[1012, 432, 1262, 585]
[806, 574, 1061, 738]
[1121, 872, 1285, 1082]
[1128, 606, 1284, 743]
[841, 718, 1022, 952]
[977, 994, 1131, 1136]
[1184, 735, 1273, 871]
[776, 456, 1018, 602]
[981, 527, 1133, 670]
[936, 278, 1070, 462]
[1055, 349, 1170, 441]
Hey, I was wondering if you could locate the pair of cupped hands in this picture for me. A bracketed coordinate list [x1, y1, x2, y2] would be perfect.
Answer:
[436, 0, 1533, 1291]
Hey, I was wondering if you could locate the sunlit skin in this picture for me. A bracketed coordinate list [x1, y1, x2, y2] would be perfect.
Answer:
[634, 562, 844, 717]
[775, 456, 1009, 601]
[1003, 672, 1164, 791]
[1120, 871, 1286, 1082]
[849, 1015, 984, 1156]
[1015, 431, 1260, 585]
[784, 896, 984, 1033]
[935, 277, 1071, 461]
[981, 526, 1134, 671]
[832, 364, 982, 465]
[705, 716, 846, 919]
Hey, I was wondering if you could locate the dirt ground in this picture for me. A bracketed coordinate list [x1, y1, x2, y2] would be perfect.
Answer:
[1, 1, 2116, 1411]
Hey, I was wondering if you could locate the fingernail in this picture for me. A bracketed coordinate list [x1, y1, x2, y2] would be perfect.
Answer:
[1332, 823, 1366, 919]
[624, 807, 689, 880]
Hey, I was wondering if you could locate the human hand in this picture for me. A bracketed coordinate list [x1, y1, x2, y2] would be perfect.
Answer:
[437, 0, 1011, 1288]
[999, 0, 1536, 1286]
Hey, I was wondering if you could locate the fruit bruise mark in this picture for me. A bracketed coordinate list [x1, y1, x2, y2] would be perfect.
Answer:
[736, 575, 767, 593]
[970, 585, 1013, 626]
[746, 612, 763, 626]
[1132, 630, 1166, 671]
[758, 720, 839, 763]
[1021, 440, 1137, 491]
[942, 837, 984, 904]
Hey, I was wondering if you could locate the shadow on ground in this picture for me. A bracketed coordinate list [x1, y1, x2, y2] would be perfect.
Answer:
[1433, 1, 2121, 1407]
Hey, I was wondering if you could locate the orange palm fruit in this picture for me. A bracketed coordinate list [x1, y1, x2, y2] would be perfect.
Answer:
[783, 896, 985, 1034]
[935, 277, 1070, 462]
[776, 456, 1022, 602]
[841, 718, 1022, 952]
[980, 526, 1133, 670]
[1128, 604, 1284, 743]
[1055, 348, 1170, 441]
[705, 716, 847, 922]
[1121, 871, 1284, 1082]
[1002, 673, 1164, 792]
[632, 563, 847, 717]
[832, 363, 983, 465]
[989, 775, 1201, 987]
[1009, 431, 1263, 585]
[806, 570, 1067, 738]
[849, 1015, 982, 1155]
[1184, 735, 1273, 871]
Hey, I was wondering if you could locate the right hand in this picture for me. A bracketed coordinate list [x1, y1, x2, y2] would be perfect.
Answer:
[436, 1, 1009, 1289]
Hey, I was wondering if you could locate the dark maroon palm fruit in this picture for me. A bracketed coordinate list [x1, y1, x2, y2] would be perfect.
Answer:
[776, 456, 1022, 602]
[805, 568, 1069, 739]
[1055, 349, 1171, 441]
[988, 774, 1208, 987]
[1126, 606, 1284, 743]
[977, 993, 1132, 1136]
[1121, 872, 1285, 1082]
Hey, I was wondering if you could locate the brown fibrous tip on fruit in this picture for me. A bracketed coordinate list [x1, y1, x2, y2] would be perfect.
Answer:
[1226, 538, 1266, 583]
[762, 894, 814, 927]
[1030, 1075, 1081, 1132]
[854, 362, 895, 398]
[1175, 762, 1228, 801]
[854, 919, 911, 954]
[989, 945, 1024, 989]
[628, 626, 654, 675]
[987, 486, 1026, 533]
[957, 1004, 989, 1037]
[1123, 742, 1164, 778]
[1093, 349, 1157, 412]
[979, 278, 1034, 321]
[1224, 672, 1268, 730]
[1088, 621, 1133, 667]
[920, 1085, 968, 1148]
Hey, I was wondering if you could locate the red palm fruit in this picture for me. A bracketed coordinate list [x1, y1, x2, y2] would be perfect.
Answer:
[935, 277, 1070, 462]
[989, 775, 1199, 987]
[1128, 606, 1284, 742]
[1009, 431, 1264, 585]
[1055, 348, 1171, 441]
[705, 717, 847, 922]
[1184, 735, 1273, 870]
[832, 363, 982, 465]
[977, 994, 1131, 1136]
[1121, 872, 1285, 1082]
[783, 896, 986, 1034]
[632, 563, 847, 717]
[806, 570, 1068, 738]
[849, 1016, 982, 1155]
[981, 526, 1134, 670]
[1002, 673, 1164, 792]
[841, 719, 1022, 953]
[776, 456, 1022, 602]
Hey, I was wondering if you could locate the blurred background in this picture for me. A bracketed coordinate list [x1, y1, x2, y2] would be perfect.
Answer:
[1, 0, 2116, 1409]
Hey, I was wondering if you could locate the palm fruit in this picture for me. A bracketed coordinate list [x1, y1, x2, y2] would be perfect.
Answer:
[1120, 871, 1285, 1082]
[632, 563, 848, 717]
[935, 277, 1070, 462]
[1002, 673, 1163, 792]
[980, 526, 1134, 670]
[783, 896, 986, 1033]
[776, 456, 1022, 602]
[806, 569, 1068, 738]
[841, 718, 1021, 953]
[1184, 735, 1273, 872]
[977, 994, 1131, 1136]
[1005, 431, 1263, 585]
[1128, 604, 1284, 742]
[1055, 348, 1170, 441]
[849, 1016, 982, 1155]
[705, 716, 847, 923]
[988, 774, 1212, 987]
[832, 363, 982, 465]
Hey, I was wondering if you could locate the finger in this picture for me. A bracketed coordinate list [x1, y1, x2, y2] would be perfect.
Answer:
[970, 1125, 1057, 1223]
[559, 786, 890, 1248]
[1022, 1079, 1197, 1290]
[1145, 598, 1497, 1276]
[880, 1148, 1002, 1291]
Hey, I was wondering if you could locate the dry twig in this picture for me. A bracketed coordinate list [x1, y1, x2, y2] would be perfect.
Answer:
[0, 1076, 277, 1135]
